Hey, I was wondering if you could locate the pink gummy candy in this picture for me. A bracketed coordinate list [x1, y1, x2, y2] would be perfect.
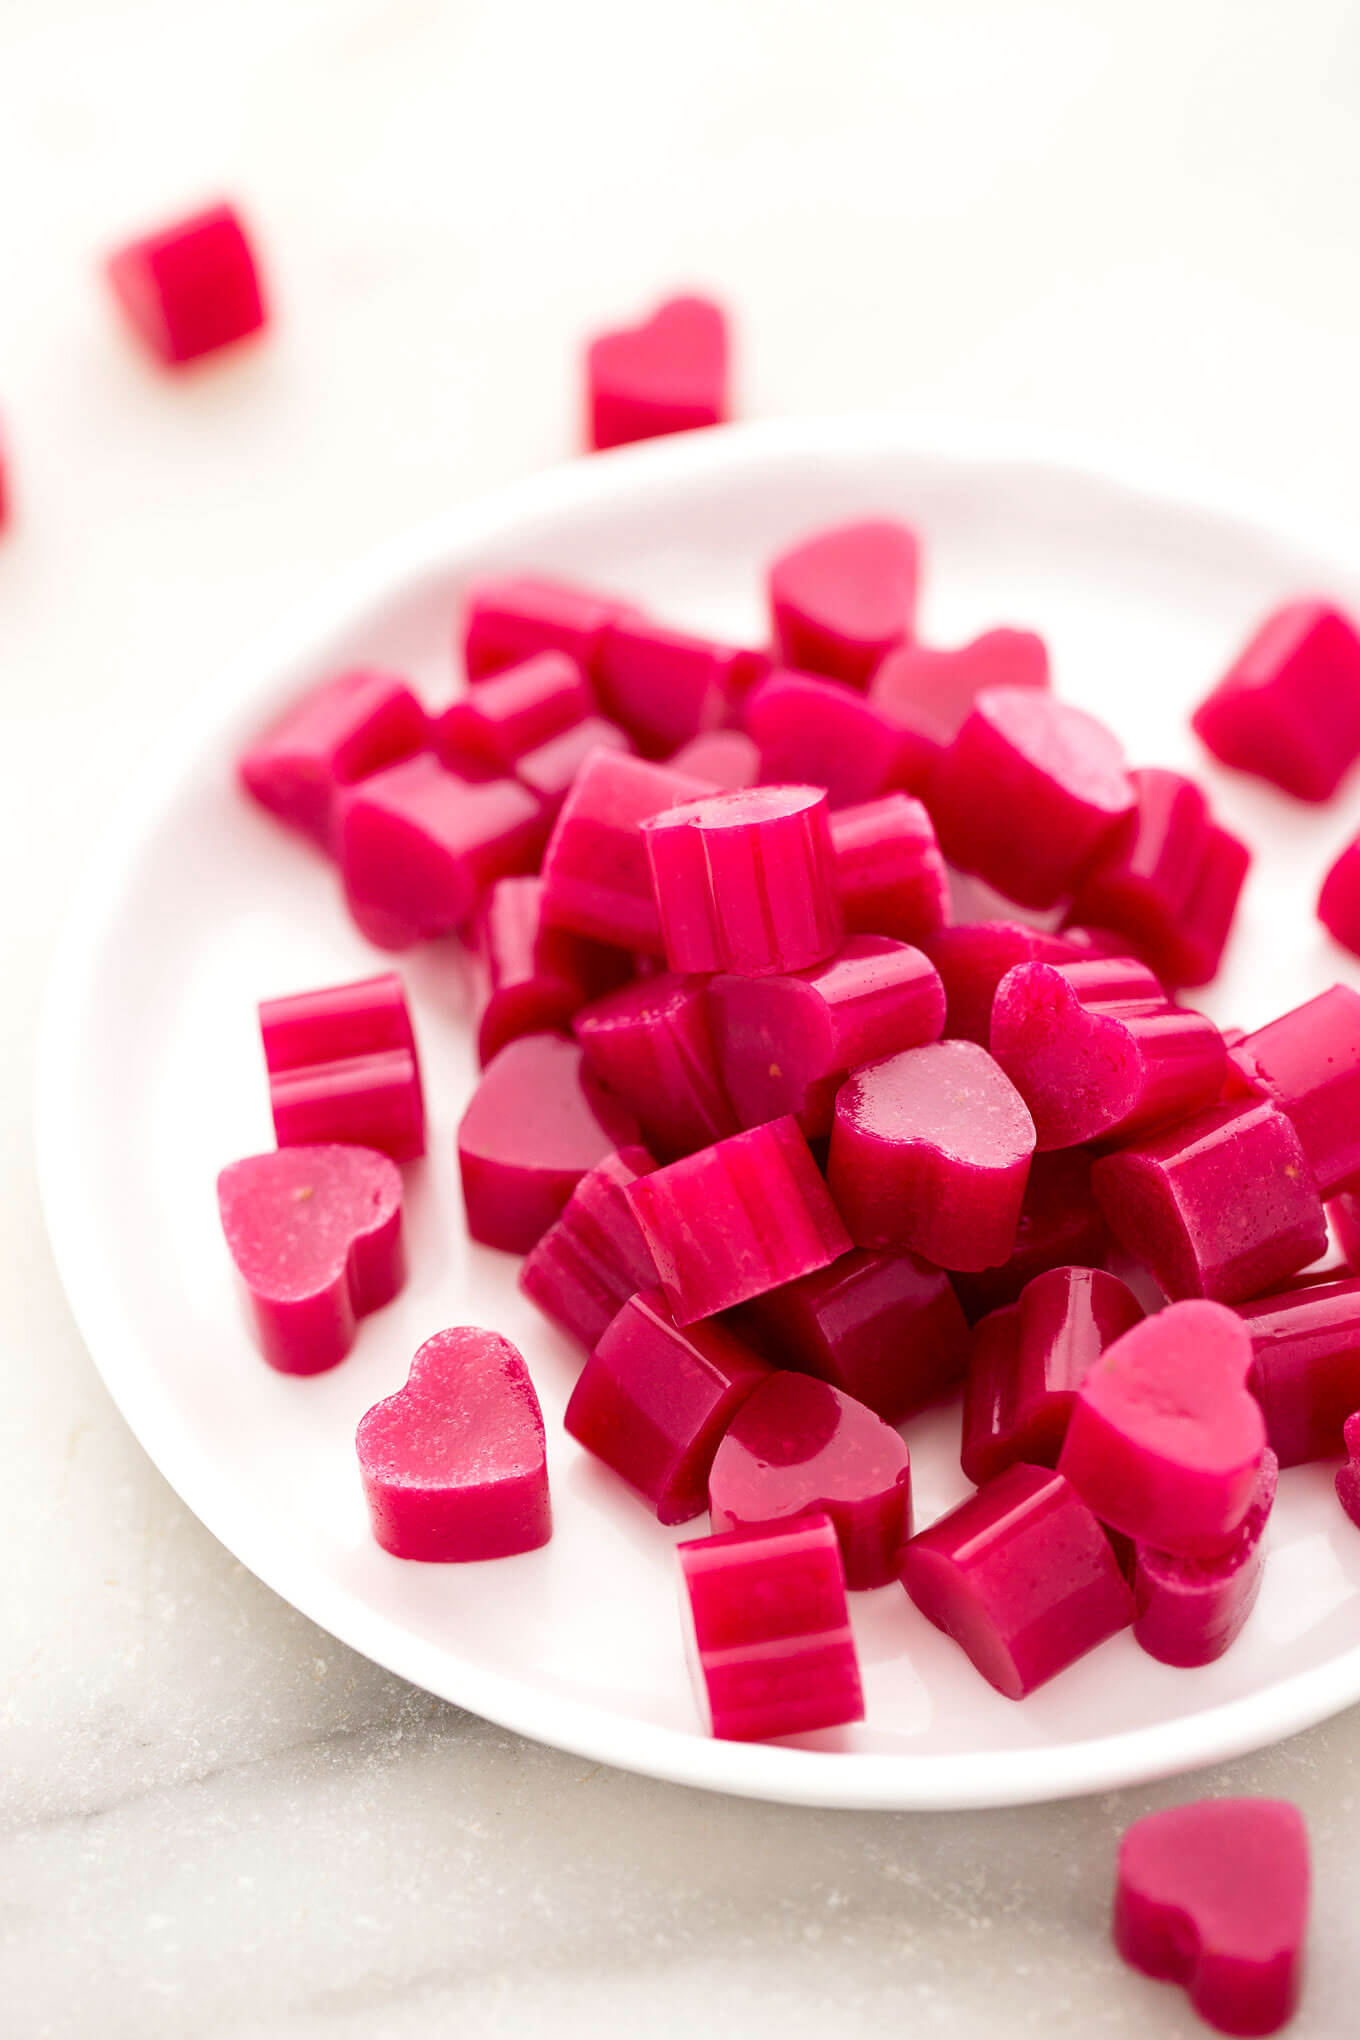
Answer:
[951, 1148, 1113, 1322]
[961, 1265, 1145, 1486]
[990, 956, 1226, 1151]
[260, 971, 425, 1163]
[736, 1245, 970, 1424]
[1194, 598, 1360, 802]
[929, 688, 1137, 910]
[669, 729, 761, 789]
[338, 752, 545, 949]
[1114, 1798, 1310, 2036]
[437, 651, 594, 773]
[828, 1039, 1035, 1270]
[1058, 1300, 1265, 1556]
[869, 627, 1050, 789]
[1317, 833, 1360, 958]
[476, 875, 606, 1067]
[626, 1115, 851, 1324]
[514, 714, 634, 814]
[1240, 1275, 1360, 1465]
[0, 424, 9, 534]
[1133, 1450, 1277, 1668]
[356, 1327, 550, 1561]
[678, 1513, 864, 1742]
[1230, 985, 1360, 1197]
[462, 575, 637, 682]
[642, 784, 844, 977]
[1336, 1412, 1360, 1527]
[564, 1286, 770, 1522]
[538, 748, 715, 952]
[106, 201, 266, 366]
[239, 670, 428, 851]
[708, 934, 945, 1138]
[743, 670, 916, 808]
[768, 518, 920, 687]
[586, 294, 729, 452]
[828, 793, 950, 945]
[573, 972, 738, 1160]
[519, 1145, 658, 1352]
[921, 920, 1081, 1046]
[708, 1373, 911, 1589]
[592, 616, 746, 756]
[457, 1033, 640, 1253]
[217, 1144, 404, 1375]
[1091, 1097, 1326, 1304]
[899, 1462, 1133, 1699]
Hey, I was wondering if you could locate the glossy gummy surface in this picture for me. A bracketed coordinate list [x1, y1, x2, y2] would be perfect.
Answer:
[827, 793, 949, 944]
[586, 295, 729, 453]
[1240, 1275, 1360, 1466]
[869, 627, 1050, 791]
[518, 1145, 657, 1353]
[921, 920, 1079, 1047]
[538, 748, 715, 952]
[240, 670, 428, 851]
[767, 518, 919, 686]
[461, 574, 637, 681]
[573, 972, 738, 1160]
[1132, 1451, 1277, 1669]
[437, 650, 593, 772]
[1193, 597, 1360, 802]
[744, 670, 916, 807]
[1230, 984, 1360, 1197]
[106, 201, 266, 366]
[950, 1148, 1113, 1322]
[261, 971, 424, 1161]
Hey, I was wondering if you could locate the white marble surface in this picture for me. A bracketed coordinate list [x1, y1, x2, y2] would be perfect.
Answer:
[7, 0, 1360, 2030]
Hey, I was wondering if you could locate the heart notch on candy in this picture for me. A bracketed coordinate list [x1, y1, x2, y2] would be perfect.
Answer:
[586, 294, 729, 453]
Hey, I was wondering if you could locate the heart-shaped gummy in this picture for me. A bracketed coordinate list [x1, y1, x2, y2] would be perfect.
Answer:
[1058, 1299, 1266, 1556]
[587, 296, 728, 451]
[217, 1143, 405, 1375]
[767, 519, 920, 686]
[870, 628, 1049, 788]
[356, 1326, 551, 1561]
[708, 1372, 912, 1589]
[1114, 1798, 1310, 2035]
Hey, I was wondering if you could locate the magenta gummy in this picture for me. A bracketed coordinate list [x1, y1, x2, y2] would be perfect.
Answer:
[476, 876, 606, 1067]
[1133, 1450, 1276, 1668]
[744, 670, 916, 807]
[768, 518, 919, 687]
[564, 1287, 770, 1522]
[829, 793, 949, 944]
[961, 1266, 1144, 1486]
[539, 748, 715, 951]
[356, 1327, 550, 1561]
[514, 715, 634, 813]
[828, 1039, 1035, 1269]
[708, 1373, 912, 1590]
[1336, 1413, 1360, 1527]
[586, 294, 728, 452]
[679, 1513, 864, 1742]
[462, 575, 636, 681]
[573, 972, 738, 1160]
[457, 1033, 640, 1253]
[951, 1149, 1113, 1321]
[1194, 597, 1360, 802]
[437, 651, 594, 772]
[261, 970, 424, 1163]
[1058, 1300, 1265, 1556]
[1114, 1799, 1310, 2037]
[217, 1145, 405, 1375]
[259, 970, 414, 1073]
[709, 935, 945, 1138]
[929, 688, 1136, 910]
[1091, 1096, 1326, 1303]
[899, 1462, 1133, 1700]
[519, 1146, 657, 1351]
[669, 730, 760, 789]
[921, 920, 1081, 1046]
[869, 627, 1049, 789]
[1318, 834, 1360, 958]
[626, 1115, 850, 1325]
[240, 670, 428, 851]
[1240, 1275, 1360, 1465]
[107, 201, 266, 366]
[593, 616, 746, 756]
[643, 784, 844, 977]
[1230, 985, 1360, 1196]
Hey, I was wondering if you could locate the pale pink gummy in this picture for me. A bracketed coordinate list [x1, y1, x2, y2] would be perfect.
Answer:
[462, 575, 638, 682]
[899, 1462, 1133, 1700]
[961, 1265, 1144, 1486]
[239, 669, 428, 851]
[1114, 1798, 1309, 2036]
[669, 730, 761, 789]
[828, 794, 950, 944]
[1230, 985, 1360, 1197]
[1336, 1412, 1360, 1528]
[107, 201, 266, 366]
[457, 1033, 640, 1253]
[476, 875, 619, 1068]
[643, 783, 844, 978]
[437, 651, 594, 773]
[827, 1039, 1035, 1270]
[768, 518, 920, 687]
[519, 1146, 658, 1352]
[928, 688, 1137, 910]
[513, 714, 634, 814]
[1058, 1300, 1266, 1557]
[1193, 598, 1360, 802]
[217, 1145, 405, 1375]
[356, 1327, 551, 1561]
[951, 1148, 1113, 1322]
[869, 627, 1050, 790]
[1091, 1097, 1326, 1304]
[1318, 834, 1360, 958]
[539, 748, 716, 952]
[1242, 1275, 1360, 1466]
[626, 1115, 851, 1325]
[260, 971, 425, 1162]
[573, 972, 737, 1161]
[921, 920, 1082, 1046]
[708, 1372, 911, 1589]
[708, 934, 945, 1138]
[678, 1513, 864, 1741]
[1133, 1450, 1277, 1668]
[564, 1287, 771, 1522]
[989, 956, 1226, 1151]
[586, 295, 729, 453]
[592, 616, 747, 756]
[743, 670, 917, 807]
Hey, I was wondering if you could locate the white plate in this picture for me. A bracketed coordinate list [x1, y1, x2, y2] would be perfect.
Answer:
[36, 416, 1360, 1810]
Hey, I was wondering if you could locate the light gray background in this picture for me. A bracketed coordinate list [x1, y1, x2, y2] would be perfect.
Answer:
[4, 2, 1360, 2032]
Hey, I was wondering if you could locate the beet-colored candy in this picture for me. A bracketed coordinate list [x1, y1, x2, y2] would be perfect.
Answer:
[573, 972, 737, 1160]
[107, 201, 266, 366]
[678, 1513, 864, 1741]
[260, 973, 423, 1162]
[462, 575, 638, 682]
[1091, 1097, 1327, 1304]
[1132, 1450, 1276, 1668]
[514, 715, 634, 814]
[1230, 985, 1360, 1197]
[744, 670, 916, 807]
[709, 934, 944, 1138]
[869, 627, 1049, 790]
[217, 1145, 404, 1375]
[356, 1327, 550, 1561]
[627, 1115, 850, 1325]
[642, 784, 844, 977]
[828, 1039, 1035, 1270]
[1318, 833, 1360, 958]
[586, 294, 729, 452]
[240, 670, 428, 852]
[539, 748, 715, 951]
[1336, 1413, 1360, 1528]
[592, 616, 745, 756]
[1240, 1275, 1360, 1465]
[899, 1462, 1133, 1699]
[928, 689, 1137, 910]
[476, 875, 605, 1067]
[1114, 1798, 1310, 2037]
[565, 1287, 770, 1521]
[828, 793, 949, 944]
[457, 1033, 640, 1253]
[950, 1148, 1113, 1322]
[519, 1146, 657, 1352]
[437, 651, 594, 773]
[669, 729, 760, 789]
[921, 920, 1080, 1046]
[0, 424, 10, 533]
[259, 970, 414, 1074]
[1194, 598, 1360, 802]
[768, 518, 920, 687]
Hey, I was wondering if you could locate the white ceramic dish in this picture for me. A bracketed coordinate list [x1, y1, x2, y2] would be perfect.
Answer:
[36, 416, 1360, 1809]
